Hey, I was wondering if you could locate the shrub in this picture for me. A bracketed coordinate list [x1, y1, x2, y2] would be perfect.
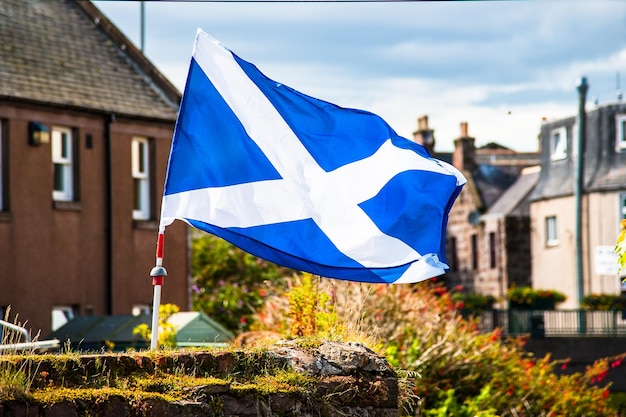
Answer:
[191, 234, 294, 332]
[506, 286, 566, 308]
[581, 294, 626, 311]
[132, 303, 179, 348]
[252, 279, 622, 416]
[451, 291, 496, 311]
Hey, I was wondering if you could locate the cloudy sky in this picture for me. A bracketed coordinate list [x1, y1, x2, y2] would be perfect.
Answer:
[93, 1, 626, 152]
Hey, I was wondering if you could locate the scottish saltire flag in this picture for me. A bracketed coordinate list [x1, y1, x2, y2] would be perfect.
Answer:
[160, 29, 466, 284]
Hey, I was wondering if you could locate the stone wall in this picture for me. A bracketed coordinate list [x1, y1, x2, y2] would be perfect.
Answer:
[0, 341, 399, 417]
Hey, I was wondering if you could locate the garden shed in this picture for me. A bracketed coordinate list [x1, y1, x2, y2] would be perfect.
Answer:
[48, 312, 233, 352]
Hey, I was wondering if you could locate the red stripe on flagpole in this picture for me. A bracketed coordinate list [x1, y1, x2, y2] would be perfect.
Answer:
[156, 233, 165, 260]
[152, 276, 165, 286]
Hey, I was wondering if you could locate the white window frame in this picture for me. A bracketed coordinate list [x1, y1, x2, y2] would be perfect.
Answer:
[51, 305, 76, 331]
[550, 126, 567, 161]
[52, 127, 73, 201]
[546, 216, 559, 246]
[617, 114, 626, 150]
[132, 137, 150, 220]
[132, 304, 151, 316]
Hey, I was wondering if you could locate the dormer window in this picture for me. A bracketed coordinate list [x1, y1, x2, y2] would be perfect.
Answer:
[617, 114, 626, 150]
[550, 126, 567, 161]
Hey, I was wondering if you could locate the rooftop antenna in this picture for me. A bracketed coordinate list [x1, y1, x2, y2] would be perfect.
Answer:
[618, 72, 623, 102]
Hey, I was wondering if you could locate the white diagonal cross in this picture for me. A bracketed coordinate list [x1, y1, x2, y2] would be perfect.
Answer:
[161, 31, 463, 282]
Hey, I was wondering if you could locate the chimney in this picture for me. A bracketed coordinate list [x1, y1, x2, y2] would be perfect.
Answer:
[460, 121, 469, 138]
[452, 122, 476, 172]
[412, 115, 436, 155]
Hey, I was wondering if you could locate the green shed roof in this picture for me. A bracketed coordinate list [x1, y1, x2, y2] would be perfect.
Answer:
[48, 312, 234, 351]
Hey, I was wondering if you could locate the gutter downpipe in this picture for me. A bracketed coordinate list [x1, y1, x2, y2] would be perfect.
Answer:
[575, 77, 588, 333]
[104, 114, 115, 315]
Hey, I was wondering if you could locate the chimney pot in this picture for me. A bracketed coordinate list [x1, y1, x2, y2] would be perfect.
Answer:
[412, 114, 435, 155]
[418, 115, 429, 131]
[460, 122, 468, 138]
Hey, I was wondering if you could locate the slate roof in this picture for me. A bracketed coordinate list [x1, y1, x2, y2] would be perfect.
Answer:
[472, 164, 522, 208]
[0, 0, 180, 121]
[484, 166, 540, 218]
[435, 144, 538, 210]
[530, 102, 626, 201]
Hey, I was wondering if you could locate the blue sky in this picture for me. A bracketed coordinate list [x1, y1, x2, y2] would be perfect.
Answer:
[93, 1, 626, 152]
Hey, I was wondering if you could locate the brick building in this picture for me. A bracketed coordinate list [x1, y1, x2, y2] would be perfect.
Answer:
[0, 0, 190, 335]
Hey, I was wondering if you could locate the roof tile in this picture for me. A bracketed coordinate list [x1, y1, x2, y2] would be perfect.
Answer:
[0, 0, 180, 121]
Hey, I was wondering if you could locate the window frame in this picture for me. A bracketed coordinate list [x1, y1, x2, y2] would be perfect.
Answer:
[51, 305, 77, 332]
[52, 126, 74, 202]
[471, 234, 479, 271]
[617, 114, 626, 150]
[0, 118, 10, 213]
[550, 126, 567, 161]
[447, 236, 458, 272]
[0, 119, 3, 211]
[132, 304, 151, 316]
[489, 231, 497, 269]
[132, 137, 151, 221]
[545, 216, 559, 247]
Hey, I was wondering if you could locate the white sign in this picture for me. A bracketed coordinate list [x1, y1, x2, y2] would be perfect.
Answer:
[595, 246, 619, 276]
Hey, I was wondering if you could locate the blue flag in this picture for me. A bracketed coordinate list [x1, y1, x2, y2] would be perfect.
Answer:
[160, 29, 466, 284]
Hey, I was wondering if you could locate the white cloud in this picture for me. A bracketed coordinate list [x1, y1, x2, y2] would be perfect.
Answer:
[94, 0, 626, 153]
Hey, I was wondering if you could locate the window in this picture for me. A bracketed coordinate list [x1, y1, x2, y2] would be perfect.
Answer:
[620, 193, 626, 220]
[132, 304, 151, 316]
[617, 114, 626, 150]
[471, 234, 478, 270]
[550, 126, 567, 161]
[132, 137, 151, 220]
[51, 305, 76, 331]
[489, 232, 497, 269]
[52, 127, 73, 201]
[0, 119, 3, 211]
[546, 216, 558, 246]
[447, 236, 458, 272]
[0, 119, 9, 212]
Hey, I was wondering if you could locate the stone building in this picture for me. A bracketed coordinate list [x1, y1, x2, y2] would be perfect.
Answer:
[413, 116, 540, 302]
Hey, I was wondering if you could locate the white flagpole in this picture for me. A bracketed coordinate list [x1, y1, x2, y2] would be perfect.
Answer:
[149, 232, 167, 350]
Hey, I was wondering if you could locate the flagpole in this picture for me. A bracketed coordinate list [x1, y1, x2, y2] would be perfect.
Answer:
[150, 232, 167, 350]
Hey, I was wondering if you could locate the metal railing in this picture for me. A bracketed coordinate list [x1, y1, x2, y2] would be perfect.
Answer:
[465, 309, 626, 337]
[0, 319, 60, 352]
